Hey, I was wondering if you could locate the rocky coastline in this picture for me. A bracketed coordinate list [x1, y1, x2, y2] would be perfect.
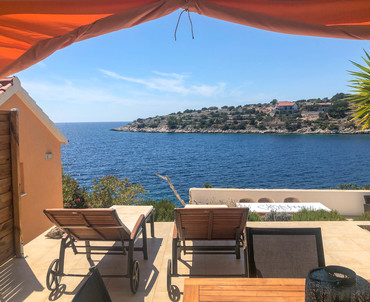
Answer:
[112, 93, 370, 135]
[112, 125, 370, 135]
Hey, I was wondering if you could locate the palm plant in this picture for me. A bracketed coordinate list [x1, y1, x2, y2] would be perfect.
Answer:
[348, 50, 370, 130]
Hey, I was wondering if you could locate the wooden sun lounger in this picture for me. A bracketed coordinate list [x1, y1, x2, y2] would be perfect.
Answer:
[43, 208, 148, 294]
[167, 207, 249, 297]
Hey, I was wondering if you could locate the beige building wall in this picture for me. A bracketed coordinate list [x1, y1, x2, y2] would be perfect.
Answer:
[189, 188, 368, 216]
[0, 94, 63, 244]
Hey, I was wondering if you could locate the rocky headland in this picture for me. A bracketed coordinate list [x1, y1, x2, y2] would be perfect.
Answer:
[112, 93, 370, 135]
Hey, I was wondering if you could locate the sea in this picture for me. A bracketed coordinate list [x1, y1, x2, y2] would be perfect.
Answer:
[57, 122, 370, 207]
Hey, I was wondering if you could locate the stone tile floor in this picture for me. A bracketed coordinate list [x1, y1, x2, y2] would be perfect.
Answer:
[1, 221, 370, 301]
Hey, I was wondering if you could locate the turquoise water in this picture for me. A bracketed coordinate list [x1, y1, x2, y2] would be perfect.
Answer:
[58, 122, 370, 207]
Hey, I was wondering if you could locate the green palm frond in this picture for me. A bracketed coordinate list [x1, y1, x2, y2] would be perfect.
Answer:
[348, 50, 370, 130]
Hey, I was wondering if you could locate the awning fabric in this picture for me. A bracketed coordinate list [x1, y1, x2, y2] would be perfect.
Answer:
[1, 0, 370, 77]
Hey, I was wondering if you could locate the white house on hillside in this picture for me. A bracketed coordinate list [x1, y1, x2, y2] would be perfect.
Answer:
[275, 101, 298, 114]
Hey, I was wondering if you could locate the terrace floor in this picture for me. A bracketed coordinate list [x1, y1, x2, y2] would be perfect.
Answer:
[1, 221, 370, 302]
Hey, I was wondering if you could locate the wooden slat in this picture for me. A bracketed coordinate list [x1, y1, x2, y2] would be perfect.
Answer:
[0, 114, 9, 122]
[0, 149, 10, 165]
[0, 142, 10, 151]
[0, 162, 11, 180]
[0, 219, 13, 238]
[0, 177, 11, 195]
[0, 197, 11, 211]
[10, 109, 21, 258]
[0, 135, 10, 145]
[183, 284, 199, 302]
[0, 232, 14, 265]
[200, 296, 303, 302]
[0, 121, 10, 136]
[0, 192, 11, 209]
[200, 285, 305, 291]
[185, 278, 305, 286]
[0, 206, 12, 224]
[184, 278, 307, 302]
[51, 225, 125, 229]
[0, 112, 14, 265]
[44, 208, 131, 241]
[200, 289, 304, 297]
[207, 212, 213, 240]
[177, 208, 248, 240]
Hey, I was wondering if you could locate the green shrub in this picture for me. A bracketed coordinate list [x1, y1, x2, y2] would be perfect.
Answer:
[257, 123, 267, 130]
[353, 212, 370, 221]
[262, 211, 292, 221]
[141, 199, 175, 222]
[328, 100, 349, 119]
[330, 184, 370, 190]
[204, 182, 213, 188]
[328, 123, 339, 131]
[292, 209, 346, 221]
[62, 170, 89, 208]
[89, 175, 147, 208]
[148, 122, 159, 128]
[248, 211, 262, 221]
[167, 116, 178, 129]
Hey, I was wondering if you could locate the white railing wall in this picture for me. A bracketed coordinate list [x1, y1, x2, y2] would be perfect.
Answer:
[189, 188, 369, 216]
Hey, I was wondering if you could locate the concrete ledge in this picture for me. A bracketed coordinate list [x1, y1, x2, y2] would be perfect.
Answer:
[189, 188, 370, 216]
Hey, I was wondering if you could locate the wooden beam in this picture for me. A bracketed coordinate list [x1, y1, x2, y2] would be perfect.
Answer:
[10, 109, 22, 258]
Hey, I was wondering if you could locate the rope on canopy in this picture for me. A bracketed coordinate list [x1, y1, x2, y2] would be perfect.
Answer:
[174, 0, 195, 41]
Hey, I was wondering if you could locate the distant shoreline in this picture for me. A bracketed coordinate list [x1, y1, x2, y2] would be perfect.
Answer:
[112, 93, 370, 135]
[111, 126, 370, 135]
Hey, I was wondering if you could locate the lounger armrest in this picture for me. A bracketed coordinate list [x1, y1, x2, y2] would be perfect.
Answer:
[130, 214, 145, 240]
[173, 223, 178, 239]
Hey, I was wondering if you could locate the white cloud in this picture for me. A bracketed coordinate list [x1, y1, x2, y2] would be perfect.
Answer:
[20, 79, 135, 105]
[191, 83, 226, 97]
[151, 71, 187, 80]
[17, 70, 259, 122]
[99, 69, 225, 97]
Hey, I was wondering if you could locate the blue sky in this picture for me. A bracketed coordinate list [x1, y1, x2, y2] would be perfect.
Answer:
[17, 10, 370, 123]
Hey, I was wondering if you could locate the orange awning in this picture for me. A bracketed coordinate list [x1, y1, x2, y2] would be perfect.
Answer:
[1, 0, 370, 77]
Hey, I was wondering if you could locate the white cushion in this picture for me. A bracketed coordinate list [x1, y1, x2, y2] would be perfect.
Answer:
[111, 205, 154, 232]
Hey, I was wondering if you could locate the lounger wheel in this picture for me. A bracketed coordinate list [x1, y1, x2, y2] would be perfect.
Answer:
[167, 259, 172, 293]
[46, 259, 62, 290]
[130, 260, 140, 294]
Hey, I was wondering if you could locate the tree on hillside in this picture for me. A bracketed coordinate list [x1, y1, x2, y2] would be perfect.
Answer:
[167, 116, 178, 129]
[270, 99, 278, 106]
[330, 93, 347, 102]
[348, 50, 370, 130]
[328, 100, 349, 119]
